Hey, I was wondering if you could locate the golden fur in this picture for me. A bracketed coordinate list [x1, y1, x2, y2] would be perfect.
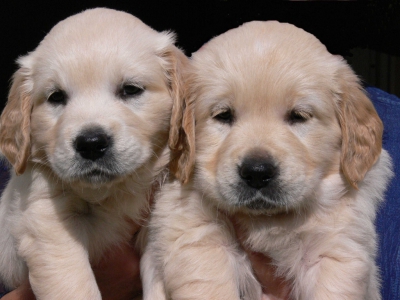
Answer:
[0, 8, 187, 299]
[142, 21, 393, 300]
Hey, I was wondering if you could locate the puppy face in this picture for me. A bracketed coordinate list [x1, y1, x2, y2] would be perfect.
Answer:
[0, 8, 186, 189]
[174, 21, 382, 215]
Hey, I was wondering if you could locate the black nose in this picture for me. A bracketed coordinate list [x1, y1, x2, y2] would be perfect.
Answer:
[239, 156, 278, 189]
[74, 128, 111, 161]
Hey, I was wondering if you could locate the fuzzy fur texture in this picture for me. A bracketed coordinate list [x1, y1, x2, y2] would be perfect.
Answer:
[0, 8, 187, 299]
[142, 21, 393, 300]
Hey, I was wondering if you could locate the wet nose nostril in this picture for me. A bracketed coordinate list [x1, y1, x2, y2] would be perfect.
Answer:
[74, 128, 111, 161]
[239, 157, 277, 189]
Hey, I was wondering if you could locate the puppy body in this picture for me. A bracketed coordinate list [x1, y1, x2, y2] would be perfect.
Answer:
[143, 22, 393, 300]
[0, 8, 186, 299]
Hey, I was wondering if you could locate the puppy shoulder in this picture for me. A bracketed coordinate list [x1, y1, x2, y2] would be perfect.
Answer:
[1, 168, 35, 204]
[154, 180, 200, 211]
[151, 180, 223, 235]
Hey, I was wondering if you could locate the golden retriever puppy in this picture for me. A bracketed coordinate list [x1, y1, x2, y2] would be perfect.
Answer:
[142, 21, 393, 300]
[0, 8, 186, 299]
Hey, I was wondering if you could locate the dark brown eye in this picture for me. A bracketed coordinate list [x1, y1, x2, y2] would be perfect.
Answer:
[48, 90, 67, 105]
[214, 109, 234, 124]
[287, 109, 312, 124]
[119, 84, 144, 99]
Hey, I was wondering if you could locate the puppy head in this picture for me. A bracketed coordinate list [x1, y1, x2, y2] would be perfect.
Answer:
[175, 21, 382, 214]
[0, 8, 187, 189]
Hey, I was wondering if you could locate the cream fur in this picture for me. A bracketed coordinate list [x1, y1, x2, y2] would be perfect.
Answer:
[142, 21, 393, 300]
[0, 8, 186, 299]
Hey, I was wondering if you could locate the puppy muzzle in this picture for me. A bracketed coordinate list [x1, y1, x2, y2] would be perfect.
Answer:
[72, 126, 118, 184]
[238, 156, 278, 189]
[74, 127, 112, 161]
[234, 151, 285, 210]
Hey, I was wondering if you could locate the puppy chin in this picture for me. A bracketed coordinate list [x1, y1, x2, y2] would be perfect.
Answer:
[216, 182, 302, 216]
[69, 181, 116, 203]
[228, 197, 292, 216]
[66, 166, 133, 202]
[74, 169, 119, 186]
[241, 196, 285, 210]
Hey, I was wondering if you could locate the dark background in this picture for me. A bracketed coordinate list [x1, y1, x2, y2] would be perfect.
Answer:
[1, 0, 399, 111]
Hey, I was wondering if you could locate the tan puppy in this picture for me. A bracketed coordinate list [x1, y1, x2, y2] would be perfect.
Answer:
[142, 21, 393, 300]
[0, 8, 186, 299]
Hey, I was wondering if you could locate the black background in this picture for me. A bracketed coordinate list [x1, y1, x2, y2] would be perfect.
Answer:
[1, 0, 399, 110]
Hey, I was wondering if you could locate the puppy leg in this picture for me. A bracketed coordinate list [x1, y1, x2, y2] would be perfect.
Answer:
[292, 240, 378, 300]
[235, 251, 264, 300]
[0, 230, 27, 289]
[141, 250, 167, 300]
[17, 198, 101, 300]
[148, 184, 261, 300]
[162, 225, 261, 300]
[308, 257, 377, 300]
[0, 180, 28, 289]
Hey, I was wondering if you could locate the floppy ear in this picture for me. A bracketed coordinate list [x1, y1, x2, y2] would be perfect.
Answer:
[0, 59, 33, 175]
[159, 44, 195, 183]
[169, 80, 195, 184]
[335, 66, 383, 189]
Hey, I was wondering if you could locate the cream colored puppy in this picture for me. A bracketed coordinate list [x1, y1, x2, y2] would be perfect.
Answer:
[142, 21, 393, 300]
[0, 8, 186, 299]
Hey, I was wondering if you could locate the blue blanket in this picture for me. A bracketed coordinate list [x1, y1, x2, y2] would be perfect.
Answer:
[367, 87, 400, 300]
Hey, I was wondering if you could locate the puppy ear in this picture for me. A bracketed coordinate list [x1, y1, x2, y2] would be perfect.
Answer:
[0, 58, 33, 175]
[336, 66, 383, 189]
[169, 80, 195, 184]
[158, 38, 195, 183]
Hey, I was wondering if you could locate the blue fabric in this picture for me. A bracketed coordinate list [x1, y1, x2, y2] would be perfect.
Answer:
[366, 87, 400, 300]
[0, 163, 9, 298]
[0, 162, 9, 193]
[0, 88, 398, 299]
[0, 283, 7, 298]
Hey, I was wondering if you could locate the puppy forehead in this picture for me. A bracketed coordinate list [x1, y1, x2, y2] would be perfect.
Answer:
[42, 8, 169, 51]
[31, 8, 171, 88]
[193, 60, 333, 118]
[193, 21, 331, 66]
[192, 21, 339, 114]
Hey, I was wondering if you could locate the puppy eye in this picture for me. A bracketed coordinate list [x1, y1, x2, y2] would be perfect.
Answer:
[214, 109, 234, 124]
[119, 84, 144, 99]
[48, 90, 67, 105]
[287, 110, 312, 124]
